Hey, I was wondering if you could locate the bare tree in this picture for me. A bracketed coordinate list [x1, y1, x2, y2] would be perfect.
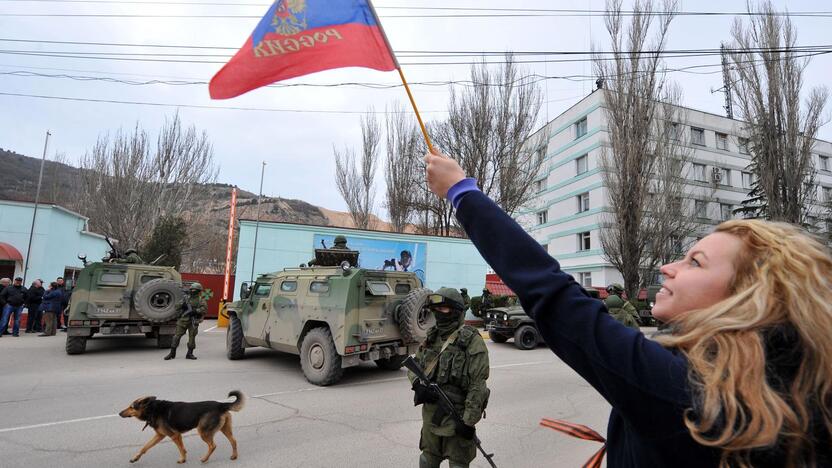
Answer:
[728, 0, 828, 224]
[334, 111, 380, 230]
[384, 104, 421, 232]
[595, 0, 685, 299]
[428, 55, 544, 236]
[78, 113, 217, 249]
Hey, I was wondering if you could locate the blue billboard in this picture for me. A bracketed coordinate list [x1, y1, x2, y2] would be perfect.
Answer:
[313, 234, 427, 284]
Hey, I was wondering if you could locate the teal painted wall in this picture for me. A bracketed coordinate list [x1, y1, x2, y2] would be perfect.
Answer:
[0, 201, 109, 284]
[235, 221, 488, 301]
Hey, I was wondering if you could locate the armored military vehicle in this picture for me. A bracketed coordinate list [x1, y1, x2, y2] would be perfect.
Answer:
[225, 246, 432, 386]
[65, 257, 184, 355]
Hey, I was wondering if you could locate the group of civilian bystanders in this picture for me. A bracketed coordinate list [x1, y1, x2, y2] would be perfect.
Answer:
[0, 276, 70, 337]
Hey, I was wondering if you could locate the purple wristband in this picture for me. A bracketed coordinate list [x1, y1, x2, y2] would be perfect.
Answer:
[447, 178, 480, 209]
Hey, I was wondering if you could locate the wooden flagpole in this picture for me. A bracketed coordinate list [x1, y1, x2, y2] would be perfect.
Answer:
[366, 0, 434, 152]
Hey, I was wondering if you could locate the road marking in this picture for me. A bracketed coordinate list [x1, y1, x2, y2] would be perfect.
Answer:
[0, 414, 118, 434]
[0, 361, 552, 434]
[204, 325, 218, 333]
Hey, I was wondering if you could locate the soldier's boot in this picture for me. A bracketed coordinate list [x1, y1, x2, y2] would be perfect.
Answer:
[448, 462, 470, 468]
[185, 346, 197, 360]
[163, 347, 176, 360]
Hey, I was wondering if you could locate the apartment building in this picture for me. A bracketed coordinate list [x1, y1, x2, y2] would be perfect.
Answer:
[521, 90, 832, 288]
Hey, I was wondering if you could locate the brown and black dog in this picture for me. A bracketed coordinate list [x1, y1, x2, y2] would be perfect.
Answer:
[119, 390, 245, 464]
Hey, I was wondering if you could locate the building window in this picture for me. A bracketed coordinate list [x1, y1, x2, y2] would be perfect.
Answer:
[823, 186, 832, 202]
[716, 133, 729, 150]
[575, 117, 587, 139]
[670, 122, 680, 141]
[719, 167, 731, 186]
[577, 192, 590, 213]
[535, 178, 547, 193]
[741, 171, 754, 189]
[576, 154, 588, 175]
[738, 137, 750, 154]
[671, 236, 684, 254]
[820, 155, 830, 172]
[695, 200, 708, 219]
[537, 210, 548, 225]
[720, 203, 733, 221]
[691, 127, 705, 146]
[693, 163, 707, 182]
[578, 272, 592, 288]
[577, 231, 591, 251]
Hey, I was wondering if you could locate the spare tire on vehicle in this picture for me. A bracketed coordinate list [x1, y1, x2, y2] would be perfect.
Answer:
[133, 279, 183, 323]
[397, 287, 434, 343]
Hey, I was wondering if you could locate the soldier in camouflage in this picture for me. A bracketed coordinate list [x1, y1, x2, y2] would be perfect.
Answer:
[459, 288, 470, 313]
[409, 287, 490, 468]
[164, 282, 207, 360]
[604, 283, 640, 330]
[307, 235, 349, 266]
[111, 248, 144, 264]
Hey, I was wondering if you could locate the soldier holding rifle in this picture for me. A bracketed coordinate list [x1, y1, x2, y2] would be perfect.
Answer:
[407, 287, 493, 468]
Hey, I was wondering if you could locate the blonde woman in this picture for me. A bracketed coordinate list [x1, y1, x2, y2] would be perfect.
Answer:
[425, 150, 831, 467]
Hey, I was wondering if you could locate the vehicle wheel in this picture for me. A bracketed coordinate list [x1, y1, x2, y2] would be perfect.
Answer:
[66, 336, 87, 355]
[134, 279, 184, 323]
[226, 315, 246, 360]
[156, 334, 173, 349]
[488, 331, 509, 343]
[514, 325, 539, 350]
[397, 287, 434, 343]
[375, 355, 407, 370]
[300, 327, 344, 386]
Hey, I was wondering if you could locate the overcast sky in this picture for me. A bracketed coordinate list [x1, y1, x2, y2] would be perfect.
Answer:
[1, 0, 830, 217]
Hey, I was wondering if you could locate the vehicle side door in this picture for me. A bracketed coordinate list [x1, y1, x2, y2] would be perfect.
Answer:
[265, 278, 300, 349]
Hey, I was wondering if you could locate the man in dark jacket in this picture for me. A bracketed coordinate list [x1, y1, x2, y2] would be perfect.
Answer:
[56, 277, 68, 330]
[25, 279, 45, 333]
[0, 277, 28, 337]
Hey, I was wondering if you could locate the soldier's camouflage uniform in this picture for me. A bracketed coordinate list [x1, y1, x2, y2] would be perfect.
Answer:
[604, 294, 640, 330]
[409, 311, 490, 467]
[113, 252, 144, 264]
[171, 294, 207, 356]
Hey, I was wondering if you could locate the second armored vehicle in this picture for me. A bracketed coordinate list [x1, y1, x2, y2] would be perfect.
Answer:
[65, 259, 185, 355]
[225, 246, 433, 386]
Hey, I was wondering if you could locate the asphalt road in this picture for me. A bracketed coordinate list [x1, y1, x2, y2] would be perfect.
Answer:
[0, 323, 613, 468]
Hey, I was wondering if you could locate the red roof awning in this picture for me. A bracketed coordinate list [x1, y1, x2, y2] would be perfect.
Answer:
[0, 242, 23, 262]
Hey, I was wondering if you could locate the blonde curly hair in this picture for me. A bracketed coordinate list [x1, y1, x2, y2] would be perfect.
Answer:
[655, 219, 832, 467]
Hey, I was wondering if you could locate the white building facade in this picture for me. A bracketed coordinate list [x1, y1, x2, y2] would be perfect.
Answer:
[521, 90, 832, 289]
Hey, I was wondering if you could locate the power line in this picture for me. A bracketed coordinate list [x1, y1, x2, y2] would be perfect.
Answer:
[1, 47, 828, 67]
[2, 2, 832, 18]
[1, 36, 829, 58]
[0, 91, 450, 114]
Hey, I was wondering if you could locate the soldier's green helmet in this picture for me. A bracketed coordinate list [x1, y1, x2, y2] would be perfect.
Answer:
[607, 283, 624, 295]
[125, 248, 138, 255]
[333, 235, 347, 246]
[427, 287, 465, 311]
[189, 282, 203, 292]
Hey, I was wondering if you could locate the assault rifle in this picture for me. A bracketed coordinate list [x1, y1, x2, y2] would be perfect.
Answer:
[403, 356, 498, 468]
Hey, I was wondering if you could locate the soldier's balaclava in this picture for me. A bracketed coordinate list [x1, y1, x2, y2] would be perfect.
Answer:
[429, 288, 465, 336]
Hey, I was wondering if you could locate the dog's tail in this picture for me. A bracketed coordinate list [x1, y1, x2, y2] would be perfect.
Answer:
[225, 390, 246, 412]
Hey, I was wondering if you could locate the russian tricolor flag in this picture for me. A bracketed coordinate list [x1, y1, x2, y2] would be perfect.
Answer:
[209, 0, 397, 99]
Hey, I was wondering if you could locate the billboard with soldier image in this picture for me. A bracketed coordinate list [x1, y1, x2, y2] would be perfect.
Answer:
[313, 234, 427, 284]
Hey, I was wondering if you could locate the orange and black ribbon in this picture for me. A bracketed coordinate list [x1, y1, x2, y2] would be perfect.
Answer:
[540, 418, 607, 468]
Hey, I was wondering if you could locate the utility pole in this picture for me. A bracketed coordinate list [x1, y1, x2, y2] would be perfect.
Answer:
[249, 162, 266, 283]
[23, 130, 50, 285]
[720, 43, 734, 119]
